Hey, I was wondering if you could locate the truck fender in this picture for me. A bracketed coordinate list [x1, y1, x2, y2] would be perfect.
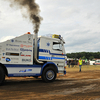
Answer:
[40, 62, 58, 75]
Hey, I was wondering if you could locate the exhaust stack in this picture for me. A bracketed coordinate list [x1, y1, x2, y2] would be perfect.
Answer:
[34, 33, 43, 64]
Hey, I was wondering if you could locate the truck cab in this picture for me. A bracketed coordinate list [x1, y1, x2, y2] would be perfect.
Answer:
[37, 35, 66, 74]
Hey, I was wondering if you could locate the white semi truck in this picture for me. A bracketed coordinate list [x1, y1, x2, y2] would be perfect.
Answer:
[0, 32, 67, 85]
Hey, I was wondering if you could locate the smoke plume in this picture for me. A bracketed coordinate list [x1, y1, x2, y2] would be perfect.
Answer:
[8, 0, 43, 33]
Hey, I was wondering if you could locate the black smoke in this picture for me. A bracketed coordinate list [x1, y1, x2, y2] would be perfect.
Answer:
[8, 0, 43, 33]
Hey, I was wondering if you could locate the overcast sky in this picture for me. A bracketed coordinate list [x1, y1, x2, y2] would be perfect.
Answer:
[0, 0, 100, 53]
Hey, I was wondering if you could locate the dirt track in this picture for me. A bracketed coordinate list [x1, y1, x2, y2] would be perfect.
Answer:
[0, 70, 100, 100]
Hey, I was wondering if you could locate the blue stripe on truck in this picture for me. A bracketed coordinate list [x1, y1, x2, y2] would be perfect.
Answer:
[8, 73, 41, 77]
[39, 56, 65, 60]
[39, 49, 66, 56]
[4, 64, 42, 68]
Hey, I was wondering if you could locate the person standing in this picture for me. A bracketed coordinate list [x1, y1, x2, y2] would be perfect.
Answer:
[78, 58, 82, 72]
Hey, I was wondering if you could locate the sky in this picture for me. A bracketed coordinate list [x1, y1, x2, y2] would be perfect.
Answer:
[0, 0, 100, 53]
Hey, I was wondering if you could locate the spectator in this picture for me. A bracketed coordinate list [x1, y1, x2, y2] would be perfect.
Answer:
[71, 60, 74, 68]
[78, 58, 82, 72]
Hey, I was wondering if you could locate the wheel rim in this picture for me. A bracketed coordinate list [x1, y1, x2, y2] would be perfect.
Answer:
[46, 70, 55, 80]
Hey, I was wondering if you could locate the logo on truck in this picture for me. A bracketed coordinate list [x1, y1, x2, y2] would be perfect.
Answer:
[6, 44, 19, 47]
[20, 48, 32, 52]
[6, 52, 19, 56]
[20, 44, 32, 48]
[11, 39, 32, 44]
[6, 48, 19, 51]
[22, 59, 31, 62]
[20, 52, 31, 57]
[6, 58, 11, 62]
[21, 54, 31, 57]
[19, 69, 32, 72]
[11, 39, 14, 42]
[11, 58, 19, 60]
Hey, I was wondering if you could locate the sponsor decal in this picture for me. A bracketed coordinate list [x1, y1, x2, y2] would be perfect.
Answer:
[6, 44, 19, 47]
[20, 48, 32, 52]
[11, 39, 32, 44]
[2, 57, 5, 61]
[26, 55, 31, 57]
[20, 52, 31, 57]
[6, 58, 11, 62]
[19, 69, 32, 72]
[22, 59, 31, 62]
[11, 58, 19, 60]
[21, 54, 31, 57]
[6, 52, 19, 56]
[6, 48, 19, 51]
[20, 44, 32, 48]
[15, 40, 22, 43]
[11, 39, 26, 43]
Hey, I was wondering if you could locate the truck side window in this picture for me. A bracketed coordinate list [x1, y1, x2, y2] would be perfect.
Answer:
[53, 42, 62, 51]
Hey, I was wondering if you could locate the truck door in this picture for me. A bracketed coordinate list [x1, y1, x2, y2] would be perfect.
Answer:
[51, 40, 65, 67]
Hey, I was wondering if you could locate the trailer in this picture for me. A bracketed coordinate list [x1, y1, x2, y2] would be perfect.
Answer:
[0, 32, 67, 85]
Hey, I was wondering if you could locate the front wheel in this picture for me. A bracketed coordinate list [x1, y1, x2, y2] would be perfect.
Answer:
[0, 67, 5, 86]
[42, 66, 56, 82]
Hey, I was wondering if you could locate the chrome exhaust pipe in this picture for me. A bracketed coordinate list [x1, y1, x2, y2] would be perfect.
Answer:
[34, 33, 43, 64]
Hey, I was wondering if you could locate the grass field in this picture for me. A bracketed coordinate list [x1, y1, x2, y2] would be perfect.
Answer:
[66, 65, 100, 72]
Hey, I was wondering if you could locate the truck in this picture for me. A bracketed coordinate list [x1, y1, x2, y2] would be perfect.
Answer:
[93, 59, 100, 65]
[0, 32, 67, 85]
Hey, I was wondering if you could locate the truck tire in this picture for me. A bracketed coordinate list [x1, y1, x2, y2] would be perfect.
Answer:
[42, 66, 56, 82]
[0, 67, 5, 86]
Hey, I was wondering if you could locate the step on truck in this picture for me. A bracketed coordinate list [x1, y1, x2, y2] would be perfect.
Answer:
[0, 32, 67, 85]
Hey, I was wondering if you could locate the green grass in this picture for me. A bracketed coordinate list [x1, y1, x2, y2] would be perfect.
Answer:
[66, 65, 100, 72]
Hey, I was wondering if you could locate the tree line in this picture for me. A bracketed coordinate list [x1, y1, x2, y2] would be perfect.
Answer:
[66, 52, 100, 60]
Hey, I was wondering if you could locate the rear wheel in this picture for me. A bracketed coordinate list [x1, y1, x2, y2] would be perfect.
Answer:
[0, 67, 5, 86]
[42, 66, 56, 82]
